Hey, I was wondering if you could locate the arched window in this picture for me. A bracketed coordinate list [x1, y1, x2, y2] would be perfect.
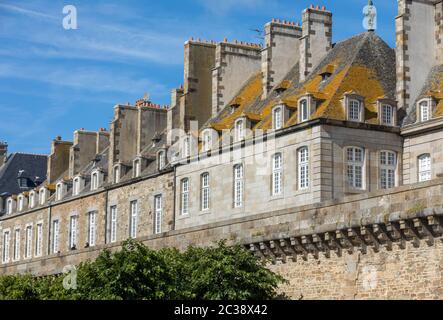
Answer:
[56, 183, 64, 201]
[420, 101, 430, 122]
[39, 188, 46, 206]
[298, 147, 310, 190]
[348, 100, 361, 121]
[235, 119, 245, 141]
[418, 154, 431, 182]
[134, 159, 141, 178]
[273, 106, 283, 130]
[299, 99, 309, 123]
[91, 171, 99, 191]
[380, 151, 396, 189]
[113, 166, 120, 184]
[201, 173, 210, 211]
[346, 147, 364, 189]
[181, 178, 189, 215]
[272, 153, 283, 196]
[18, 196, 24, 212]
[29, 192, 35, 209]
[233, 164, 244, 208]
[381, 104, 394, 125]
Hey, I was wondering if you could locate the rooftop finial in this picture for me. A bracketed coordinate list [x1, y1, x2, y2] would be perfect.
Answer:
[363, 0, 377, 32]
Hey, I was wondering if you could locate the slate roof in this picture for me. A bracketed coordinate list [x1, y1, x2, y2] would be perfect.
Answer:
[206, 31, 396, 132]
[403, 64, 443, 125]
[0, 153, 47, 195]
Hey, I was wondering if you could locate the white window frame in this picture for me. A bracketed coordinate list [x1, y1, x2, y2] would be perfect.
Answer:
[18, 196, 24, 212]
[201, 173, 210, 211]
[13, 228, 20, 261]
[183, 136, 191, 158]
[29, 192, 36, 209]
[348, 99, 362, 122]
[418, 154, 432, 182]
[88, 212, 97, 247]
[52, 220, 59, 254]
[6, 198, 13, 215]
[39, 188, 46, 206]
[272, 153, 283, 196]
[25, 225, 32, 259]
[69, 215, 78, 250]
[91, 170, 100, 191]
[381, 104, 394, 126]
[2, 231, 10, 264]
[35, 223, 43, 257]
[154, 195, 163, 235]
[56, 183, 64, 201]
[380, 151, 397, 189]
[181, 178, 189, 215]
[202, 130, 212, 152]
[346, 147, 365, 189]
[299, 99, 309, 123]
[73, 177, 80, 196]
[273, 106, 283, 130]
[234, 164, 244, 208]
[110, 205, 118, 243]
[298, 147, 310, 190]
[235, 118, 245, 141]
[129, 201, 138, 239]
[419, 100, 431, 122]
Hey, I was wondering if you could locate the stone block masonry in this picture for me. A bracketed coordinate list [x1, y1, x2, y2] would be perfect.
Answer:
[2, 177, 443, 300]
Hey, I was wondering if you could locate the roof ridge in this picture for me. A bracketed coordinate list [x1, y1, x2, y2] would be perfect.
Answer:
[11, 152, 48, 157]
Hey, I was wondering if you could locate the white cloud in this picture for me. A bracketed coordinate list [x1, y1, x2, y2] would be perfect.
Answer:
[0, 2, 55, 20]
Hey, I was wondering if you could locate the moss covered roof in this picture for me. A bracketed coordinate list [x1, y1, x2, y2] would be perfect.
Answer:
[206, 32, 396, 132]
[403, 64, 443, 125]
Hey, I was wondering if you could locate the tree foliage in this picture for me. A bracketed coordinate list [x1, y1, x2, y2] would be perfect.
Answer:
[0, 240, 286, 300]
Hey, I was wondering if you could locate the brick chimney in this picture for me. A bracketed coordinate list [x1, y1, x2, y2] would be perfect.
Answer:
[261, 19, 302, 99]
[0, 141, 7, 165]
[299, 5, 333, 81]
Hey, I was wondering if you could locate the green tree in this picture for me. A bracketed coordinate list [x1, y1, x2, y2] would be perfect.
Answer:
[0, 240, 286, 300]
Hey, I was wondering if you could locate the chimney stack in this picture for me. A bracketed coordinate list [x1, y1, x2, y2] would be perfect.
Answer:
[299, 5, 333, 81]
[0, 141, 7, 165]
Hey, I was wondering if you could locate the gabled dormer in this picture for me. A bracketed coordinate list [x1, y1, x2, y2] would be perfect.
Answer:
[416, 97, 436, 123]
[28, 190, 37, 209]
[201, 129, 218, 153]
[6, 196, 16, 215]
[377, 98, 397, 126]
[17, 193, 28, 212]
[38, 186, 49, 206]
[72, 175, 86, 196]
[298, 94, 317, 123]
[343, 92, 365, 123]
[91, 168, 105, 191]
[55, 180, 69, 201]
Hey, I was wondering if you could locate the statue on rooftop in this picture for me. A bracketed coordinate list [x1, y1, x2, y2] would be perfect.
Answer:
[363, 0, 377, 32]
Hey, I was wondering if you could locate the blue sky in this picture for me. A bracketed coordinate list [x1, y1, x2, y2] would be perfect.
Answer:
[0, 0, 397, 154]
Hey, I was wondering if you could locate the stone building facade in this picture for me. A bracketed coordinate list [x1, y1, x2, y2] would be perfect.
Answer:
[0, 1, 443, 299]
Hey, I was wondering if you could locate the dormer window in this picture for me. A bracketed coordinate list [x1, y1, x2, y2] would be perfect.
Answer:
[6, 198, 15, 215]
[39, 188, 47, 206]
[202, 130, 212, 152]
[134, 159, 141, 178]
[91, 169, 103, 191]
[299, 99, 309, 123]
[380, 103, 395, 126]
[273, 106, 283, 130]
[419, 100, 430, 122]
[17, 195, 26, 212]
[183, 136, 191, 158]
[158, 151, 166, 170]
[348, 100, 361, 121]
[113, 165, 121, 184]
[235, 118, 246, 141]
[72, 176, 85, 196]
[55, 182, 66, 201]
[29, 191, 36, 209]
